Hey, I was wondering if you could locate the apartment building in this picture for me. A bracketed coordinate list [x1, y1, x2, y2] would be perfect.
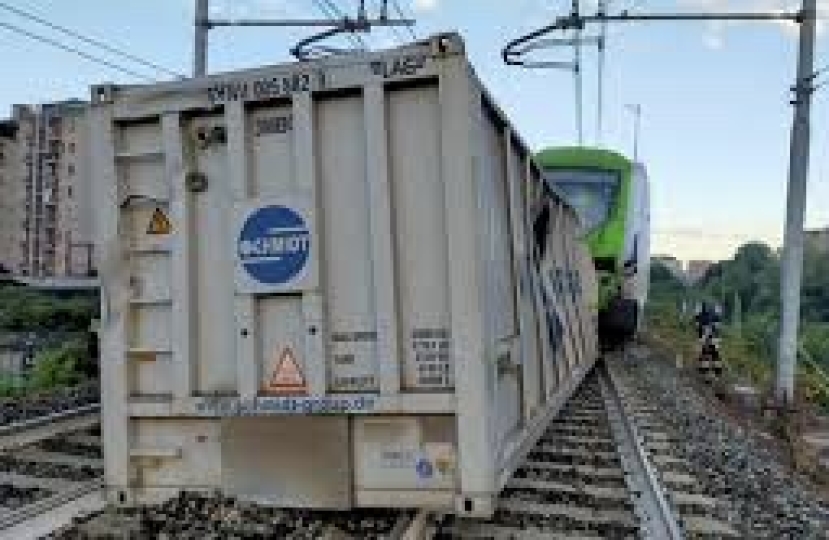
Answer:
[0, 120, 21, 274]
[0, 101, 94, 278]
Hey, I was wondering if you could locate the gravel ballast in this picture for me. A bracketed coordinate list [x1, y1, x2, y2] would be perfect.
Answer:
[620, 346, 829, 539]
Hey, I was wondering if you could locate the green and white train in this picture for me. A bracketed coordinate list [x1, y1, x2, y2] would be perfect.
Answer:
[536, 147, 650, 348]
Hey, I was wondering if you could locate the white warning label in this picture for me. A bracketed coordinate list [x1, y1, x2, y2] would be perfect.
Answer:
[411, 328, 452, 388]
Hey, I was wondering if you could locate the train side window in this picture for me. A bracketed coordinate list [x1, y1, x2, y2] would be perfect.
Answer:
[624, 234, 639, 274]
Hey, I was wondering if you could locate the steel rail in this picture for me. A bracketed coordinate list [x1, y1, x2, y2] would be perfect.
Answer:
[0, 404, 100, 451]
[0, 478, 103, 531]
[0, 403, 100, 436]
[598, 361, 683, 540]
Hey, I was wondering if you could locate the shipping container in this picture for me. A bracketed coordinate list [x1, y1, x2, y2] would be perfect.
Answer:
[91, 33, 598, 517]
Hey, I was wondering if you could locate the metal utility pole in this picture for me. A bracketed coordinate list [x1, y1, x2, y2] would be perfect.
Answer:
[777, 0, 816, 406]
[574, 36, 584, 144]
[194, 0, 208, 77]
[596, 0, 608, 145]
[573, 1, 584, 145]
[625, 103, 641, 162]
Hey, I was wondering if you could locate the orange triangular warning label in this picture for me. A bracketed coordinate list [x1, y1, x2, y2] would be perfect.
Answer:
[266, 348, 306, 394]
[147, 207, 172, 235]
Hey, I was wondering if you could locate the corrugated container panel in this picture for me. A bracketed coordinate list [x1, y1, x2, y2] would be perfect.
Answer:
[387, 84, 452, 390]
[190, 115, 236, 395]
[250, 104, 295, 199]
[315, 93, 377, 393]
[554, 210, 580, 374]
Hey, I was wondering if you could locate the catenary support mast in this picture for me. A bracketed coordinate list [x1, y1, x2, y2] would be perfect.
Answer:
[194, 0, 208, 77]
[777, 0, 816, 405]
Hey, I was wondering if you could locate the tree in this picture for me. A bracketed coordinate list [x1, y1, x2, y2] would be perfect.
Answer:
[0, 376, 25, 398]
[0, 286, 98, 332]
[698, 241, 780, 319]
[649, 260, 688, 303]
[802, 324, 829, 370]
[801, 249, 829, 323]
[652, 239, 829, 406]
[735, 242, 775, 273]
[28, 339, 87, 390]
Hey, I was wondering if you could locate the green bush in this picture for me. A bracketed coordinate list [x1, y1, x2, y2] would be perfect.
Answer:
[0, 375, 26, 398]
[28, 339, 87, 391]
[0, 286, 98, 332]
[802, 324, 829, 370]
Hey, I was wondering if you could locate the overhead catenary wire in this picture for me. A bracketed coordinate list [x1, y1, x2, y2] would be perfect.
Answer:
[0, 20, 154, 81]
[390, 0, 418, 40]
[313, 0, 367, 50]
[377, 0, 408, 45]
[0, 0, 183, 78]
[310, 0, 359, 49]
[331, 0, 368, 49]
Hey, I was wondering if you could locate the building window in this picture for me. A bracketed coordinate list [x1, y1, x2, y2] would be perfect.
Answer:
[67, 186, 73, 198]
[68, 142, 75, 153]
[67, 164, 75, 175]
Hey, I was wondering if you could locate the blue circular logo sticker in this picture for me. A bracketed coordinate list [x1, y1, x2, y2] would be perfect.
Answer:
[238, 205, 310, 286]
[415, 458, 434, 479]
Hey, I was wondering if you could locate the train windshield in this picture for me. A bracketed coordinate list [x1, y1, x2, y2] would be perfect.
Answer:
[544, 169, 620, 234]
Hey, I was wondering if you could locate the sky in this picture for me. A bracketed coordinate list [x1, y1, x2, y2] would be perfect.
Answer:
[0, 0, 827, 262]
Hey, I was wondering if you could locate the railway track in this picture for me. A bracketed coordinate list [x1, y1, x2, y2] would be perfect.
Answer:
[0, 405, 100, 453]
[42, 351, 829, 539]
[437, 357, 738, 539]
[0, 382, 101, 452]
[39, 357, 738, 539]
[0, 383, 99, 426]
[0, 430, 104, 537]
